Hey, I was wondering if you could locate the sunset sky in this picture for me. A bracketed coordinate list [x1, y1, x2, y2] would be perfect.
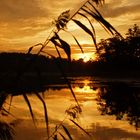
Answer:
[0, 0, 140, 60]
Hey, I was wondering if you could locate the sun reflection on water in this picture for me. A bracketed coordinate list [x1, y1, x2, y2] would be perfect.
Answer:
[74, 85, 97, 94]
[1, 77, 140, 140]
[74, 79, 98, 94]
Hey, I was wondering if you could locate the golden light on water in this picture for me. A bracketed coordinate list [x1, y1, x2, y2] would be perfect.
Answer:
[74, 85, 97, 94]
[74, 79, 98, 94]
[83, 79, 90, 85]
[3, 77, 140, 140]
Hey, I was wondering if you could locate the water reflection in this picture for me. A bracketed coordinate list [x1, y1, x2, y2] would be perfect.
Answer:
[72, 79, 98, 94]
[96, 82, 140, 129]
[0, 94, 15, 140]
[74, 85, 97, 94]
[0, 121, 15, 140]
[0, 77, 140, 139]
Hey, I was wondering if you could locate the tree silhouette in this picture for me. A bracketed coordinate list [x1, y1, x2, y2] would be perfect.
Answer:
[96, 82, 140, 129]
[98, 24, 140, 64]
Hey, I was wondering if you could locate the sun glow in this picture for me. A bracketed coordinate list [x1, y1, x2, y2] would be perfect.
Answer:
[73, 52, 97, 62]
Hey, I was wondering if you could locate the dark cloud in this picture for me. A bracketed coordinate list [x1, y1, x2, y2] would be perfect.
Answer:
[99, 3, 140, 18]
[0, 0, 53, 39]
[0, 0, 80, 39]
[0, 0, 140, 52]
[0, 0, 80, 22]
[0, 0, 49, 22]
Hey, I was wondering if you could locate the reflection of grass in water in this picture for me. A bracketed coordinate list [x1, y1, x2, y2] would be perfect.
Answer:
[0, 89, 90, 140]
[0, 94, 15, 140]
[0, 121, 15, 140]
[46, 104, 91, 140]
[0, 90, 92, 140]
[0, 0, 123, 139]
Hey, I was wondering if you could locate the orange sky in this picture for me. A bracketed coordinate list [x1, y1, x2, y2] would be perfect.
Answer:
[0, 0, 140, 60]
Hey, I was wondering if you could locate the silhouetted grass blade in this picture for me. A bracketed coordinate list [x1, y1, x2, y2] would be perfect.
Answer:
[35, 93, 50, 138]
[59, 132, 67, 140]
[72, 34, 84, 53]
[66, 105, 82, 119]
[0, 94, 7, 109]
[59, 38, 71, 62]
[1, 108, 15, 118]
[70, 119, 91, 137]
[37, 43, 46, 55]
[77, 12, 96, 37]
[28, 46, 34, 54]
[72, 19, 97, 51]
[50, 34, 71, 61]
[85, 2, 122, 38]
[50, 47, 80, 108]
[88, 1, 115, 34]
[63, 29, 84, 54]
[77, 12, 98, 51]
[50, 38, 61, 47]
[91, 0, 105, 5]
[8, 96, 13, 112]
[23, 94, 36, 124]
[81, 6, 111, 33]
[58, 20, 66, 29]
[72, 19, 93, 37]
[53, 134, 58, 140]
[62, 125, 73, 140]
[28, 43, 45, 54]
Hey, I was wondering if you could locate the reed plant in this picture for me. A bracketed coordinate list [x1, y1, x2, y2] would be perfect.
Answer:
[0, 0, 122, 139]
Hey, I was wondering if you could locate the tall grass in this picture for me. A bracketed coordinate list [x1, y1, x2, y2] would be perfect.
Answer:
[0, 0, 122, 139]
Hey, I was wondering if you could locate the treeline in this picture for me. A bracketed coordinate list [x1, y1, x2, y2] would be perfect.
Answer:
[0, 52, 49, 73]
[0, 51, 140, 77]
[0, 52, 92, 75]
[97, 24, 140, 66]
[0, 24, 140, 77]
[90, 24, 140, 76]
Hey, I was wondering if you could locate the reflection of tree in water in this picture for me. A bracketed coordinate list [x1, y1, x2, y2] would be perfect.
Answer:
[96, 82, 140, 129]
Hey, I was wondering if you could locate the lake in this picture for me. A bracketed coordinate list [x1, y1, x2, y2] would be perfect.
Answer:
[1, 76, 140, 140]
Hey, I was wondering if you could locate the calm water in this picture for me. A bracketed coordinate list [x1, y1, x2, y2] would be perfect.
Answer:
[1, 76, 140, 140]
